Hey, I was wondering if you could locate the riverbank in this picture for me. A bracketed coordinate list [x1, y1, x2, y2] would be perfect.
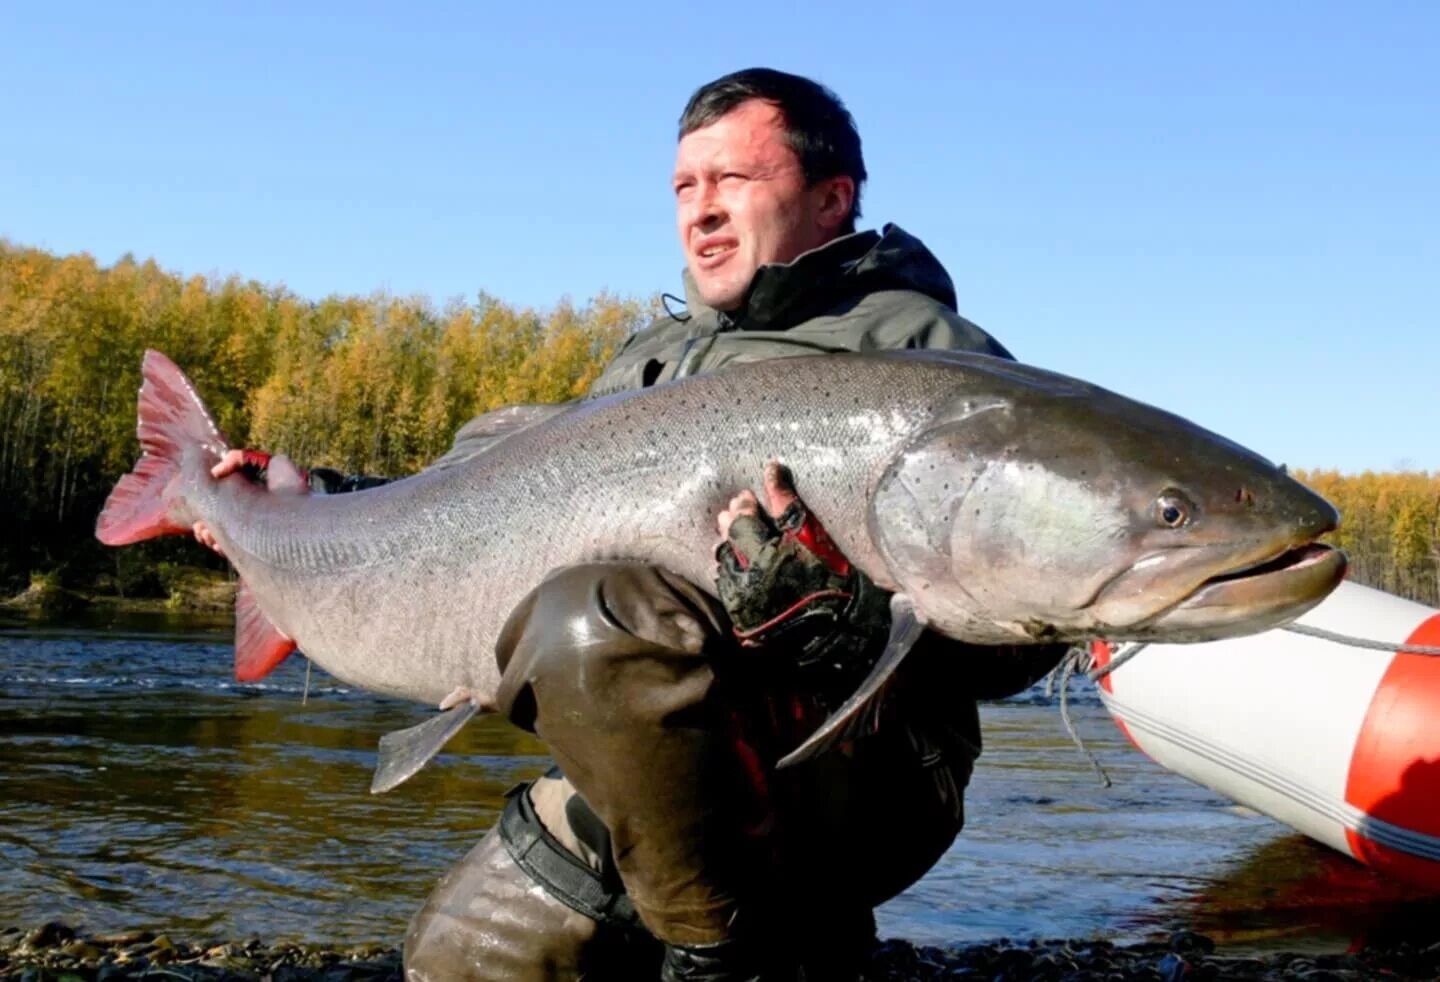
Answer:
[1, 569, 235, 618]
[5, 923, 1439, 980]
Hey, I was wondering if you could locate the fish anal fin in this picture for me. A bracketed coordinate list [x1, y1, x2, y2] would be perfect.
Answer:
[235, 580, 297, 682]
[777, 593, 927, 770]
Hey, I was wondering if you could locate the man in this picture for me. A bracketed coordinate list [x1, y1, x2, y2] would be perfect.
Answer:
[200, 68, 1066, 981]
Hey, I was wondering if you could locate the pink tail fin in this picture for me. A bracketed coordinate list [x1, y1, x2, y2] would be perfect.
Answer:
[96, 350, 229, 546]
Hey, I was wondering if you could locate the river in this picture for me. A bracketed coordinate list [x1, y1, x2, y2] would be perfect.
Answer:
[3, 608, 1437, 954]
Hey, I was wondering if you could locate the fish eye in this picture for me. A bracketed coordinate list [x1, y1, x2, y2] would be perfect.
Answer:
[1156, 491, 1193, 528]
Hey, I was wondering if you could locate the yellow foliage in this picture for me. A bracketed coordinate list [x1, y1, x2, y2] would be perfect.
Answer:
[0, 239, 650, 587]
[1295, 469, 1440, 606]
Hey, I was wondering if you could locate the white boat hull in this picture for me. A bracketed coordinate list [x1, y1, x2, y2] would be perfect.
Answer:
[1093, 580, 1440, 890]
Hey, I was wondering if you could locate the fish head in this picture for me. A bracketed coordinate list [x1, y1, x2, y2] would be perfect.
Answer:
[867, 361, 1346, 644]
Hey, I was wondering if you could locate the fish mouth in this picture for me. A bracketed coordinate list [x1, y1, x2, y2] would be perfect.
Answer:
[1129, 542, 1347, 642]
[1194, 541, 1340, 590]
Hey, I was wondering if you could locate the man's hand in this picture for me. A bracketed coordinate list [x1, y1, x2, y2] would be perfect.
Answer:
[716, 462, 851, 574]
[192, 449, 274, 557]
[714, 461, 891, 688]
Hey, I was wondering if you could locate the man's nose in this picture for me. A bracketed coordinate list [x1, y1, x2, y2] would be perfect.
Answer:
[687, 181, 725, 231]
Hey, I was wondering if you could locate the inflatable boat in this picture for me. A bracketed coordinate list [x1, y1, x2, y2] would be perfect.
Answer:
[1092, 580, 1440, 891]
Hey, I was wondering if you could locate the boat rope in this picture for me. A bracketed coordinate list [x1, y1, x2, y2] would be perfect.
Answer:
[1277, 623, 1440, 655]
[1047, 646, 1113, 788]
[1086, 642, 1149, 682]
[1051, 621, 1440, 786]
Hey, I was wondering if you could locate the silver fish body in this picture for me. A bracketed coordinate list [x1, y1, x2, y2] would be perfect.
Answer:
[101, 348, 1346, 711]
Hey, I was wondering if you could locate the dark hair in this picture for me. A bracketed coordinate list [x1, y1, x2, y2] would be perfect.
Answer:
[679, 68, 867, 232]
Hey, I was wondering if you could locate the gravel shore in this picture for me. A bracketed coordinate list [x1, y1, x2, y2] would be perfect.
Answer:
[5, 923, 1440, 981]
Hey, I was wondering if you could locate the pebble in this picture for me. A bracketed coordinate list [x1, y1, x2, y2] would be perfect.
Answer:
[93, 931, 153, 947]
[22, 923, 74, 950]
[57, 941, 97, 959]
[1169, 930, 1217, 956]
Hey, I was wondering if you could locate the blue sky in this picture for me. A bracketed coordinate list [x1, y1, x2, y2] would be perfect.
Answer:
[3, 2, 1436, 473]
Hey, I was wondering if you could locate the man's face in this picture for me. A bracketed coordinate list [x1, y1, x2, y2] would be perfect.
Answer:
[673, 99, 851, 311]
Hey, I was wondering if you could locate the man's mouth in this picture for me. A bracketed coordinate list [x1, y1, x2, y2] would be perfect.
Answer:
[694, 239, 737, 267]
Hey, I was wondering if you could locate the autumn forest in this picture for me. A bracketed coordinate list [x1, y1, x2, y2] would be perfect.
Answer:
[2, 241, 1437, 608]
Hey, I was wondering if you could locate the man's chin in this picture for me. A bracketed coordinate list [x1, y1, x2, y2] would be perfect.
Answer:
[689, 270, 750, 313]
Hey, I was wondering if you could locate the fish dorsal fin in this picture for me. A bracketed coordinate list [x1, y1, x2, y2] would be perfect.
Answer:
[235, 579, 297, 682]
[777, 593, 927, 769]
[265, 454, 310, 495]
[422, 404, 572, 473]
[370, 702, 485, 793]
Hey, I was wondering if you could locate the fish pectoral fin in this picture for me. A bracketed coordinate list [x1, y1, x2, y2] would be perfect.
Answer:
[370, 701, 485, 794]
[777, 593, 928, 770]
[235, 580, 297, 682]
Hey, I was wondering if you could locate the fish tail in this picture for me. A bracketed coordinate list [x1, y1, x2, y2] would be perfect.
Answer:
[95, 350, 229, 546]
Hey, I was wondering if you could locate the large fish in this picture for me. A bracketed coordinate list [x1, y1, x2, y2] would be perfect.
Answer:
[96, 349, 1345, 783]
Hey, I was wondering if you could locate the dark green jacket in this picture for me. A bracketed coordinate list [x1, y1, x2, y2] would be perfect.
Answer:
[586, 223, 1012, 398]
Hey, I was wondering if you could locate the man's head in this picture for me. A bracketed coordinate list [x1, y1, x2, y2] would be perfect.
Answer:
[673, 68, 868, 311]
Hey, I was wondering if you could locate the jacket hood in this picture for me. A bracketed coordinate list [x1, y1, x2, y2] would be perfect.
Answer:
[678, 223, 959, 332]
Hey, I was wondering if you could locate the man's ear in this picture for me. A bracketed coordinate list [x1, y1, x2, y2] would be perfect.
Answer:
[813, 175, 856, 235]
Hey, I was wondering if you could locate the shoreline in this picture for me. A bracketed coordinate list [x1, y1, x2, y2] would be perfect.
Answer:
[1, 581, 237, 619]
[4, 924, 1439, 981]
